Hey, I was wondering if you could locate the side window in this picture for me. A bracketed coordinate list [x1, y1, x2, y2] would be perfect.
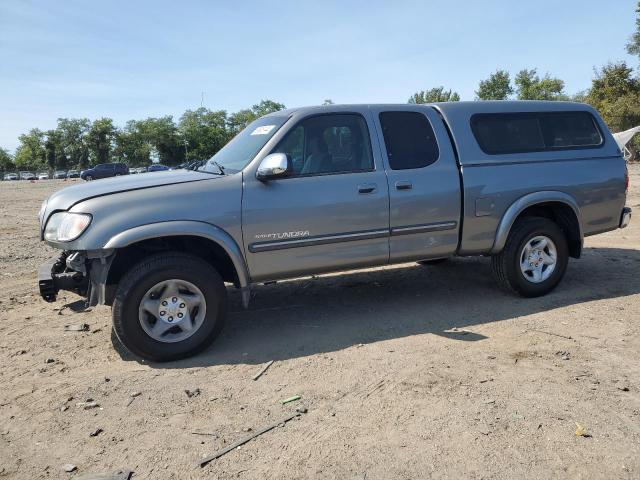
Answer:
[272, 114, 374, 176]
[471, 112, 603, 154]
[379, 111, 439, 170]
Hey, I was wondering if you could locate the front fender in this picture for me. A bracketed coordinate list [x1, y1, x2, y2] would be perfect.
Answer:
[103, 220, 250, 290]
[490, 191, 583, 254]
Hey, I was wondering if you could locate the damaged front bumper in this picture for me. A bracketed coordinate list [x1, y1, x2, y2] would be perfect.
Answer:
[38, 250, 114, 306]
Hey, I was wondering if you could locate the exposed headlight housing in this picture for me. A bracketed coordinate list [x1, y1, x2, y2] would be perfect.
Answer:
[44, 212, 92, 242]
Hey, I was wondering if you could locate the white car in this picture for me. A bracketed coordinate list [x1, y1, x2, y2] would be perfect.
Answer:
[19, 171, 36, 180]
[38, 172, 50, 180]
[3, 172, 18, 181]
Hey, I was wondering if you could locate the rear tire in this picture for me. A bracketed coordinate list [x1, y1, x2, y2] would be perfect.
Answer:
[491, 217, 568, 297]
[85, 175, 93, 181]
[112, 252, 227, 362]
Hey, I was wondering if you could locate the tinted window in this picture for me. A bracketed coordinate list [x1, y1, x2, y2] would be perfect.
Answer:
[471, 112, 603, 155]
[379, 112, 439, 170]
[272, 114, 373, 176]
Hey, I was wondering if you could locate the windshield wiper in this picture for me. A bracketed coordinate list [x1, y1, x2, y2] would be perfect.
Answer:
[210, 160, 227, 175]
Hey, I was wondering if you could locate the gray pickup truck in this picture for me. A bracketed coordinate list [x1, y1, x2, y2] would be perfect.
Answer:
[38, 101, 631, 361]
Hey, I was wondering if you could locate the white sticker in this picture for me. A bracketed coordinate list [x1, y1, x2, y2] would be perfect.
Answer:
[250, 125, 276, 135]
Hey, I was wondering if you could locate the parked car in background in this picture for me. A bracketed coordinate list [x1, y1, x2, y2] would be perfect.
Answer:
[80, 163, 129, 181]
[19, 171, 36, 180]
[53, 170, 67, 179]
[146, 164, 170, 172]
[132, 167, 147, 174]
[67, 170, 80, 178]
[3, 172, 19, 181]
[37, 101, 631, 361]
[38, 172, 50, 180]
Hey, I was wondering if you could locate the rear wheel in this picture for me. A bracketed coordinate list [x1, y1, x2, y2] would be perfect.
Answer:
[112, 252, 227, 362]
[85, 175, 93, 181]
[491, 217, 568, 297]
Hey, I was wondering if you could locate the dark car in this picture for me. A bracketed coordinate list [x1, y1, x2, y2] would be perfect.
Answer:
[67, 170, 80, 178]
[81, 163, 129, 181]
[53, 170, 67, 179]
[146, 164, 170, 172]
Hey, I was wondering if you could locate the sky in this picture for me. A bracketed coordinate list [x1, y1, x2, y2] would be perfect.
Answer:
[0, 0, 638, 152]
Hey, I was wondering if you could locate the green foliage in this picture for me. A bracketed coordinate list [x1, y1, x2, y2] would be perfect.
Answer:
[15, 129, 46, 171]
[476, 70, 513, 100]
[0, 147, 14, 171]
[627, 1, 640, 57]
[179, 108, 230, 161]
[514, 69, 567, 100]
[57, 118, 90, 169]
[585, 62, 640, 132]
[228, 100, 286, 134]
[87, 118, 117, 165]
[408, 87, 460, 103]
[322, 99, 335, 105]
[44, 129, 67, 170]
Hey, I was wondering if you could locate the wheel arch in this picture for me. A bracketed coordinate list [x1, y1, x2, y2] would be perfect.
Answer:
[103, 221, 250, 305]
[491, 191, 583, 258]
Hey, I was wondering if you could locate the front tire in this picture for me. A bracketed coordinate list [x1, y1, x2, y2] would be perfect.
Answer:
[491, 217, 568, 297]
[112, 252, 227, 362]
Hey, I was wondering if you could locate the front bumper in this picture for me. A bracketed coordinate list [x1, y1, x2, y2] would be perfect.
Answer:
[38, 253, 88, 302]
[620, 207, 632, 229]
[38, 250, 114, 305]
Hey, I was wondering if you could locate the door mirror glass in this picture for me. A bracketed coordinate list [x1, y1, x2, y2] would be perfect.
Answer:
[256, 153, 292, 181]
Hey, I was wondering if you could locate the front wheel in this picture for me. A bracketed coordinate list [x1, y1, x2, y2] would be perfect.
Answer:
[491, 217, 569, 297]
[85, 175, 93, 181]
[112, 253, 227, 362]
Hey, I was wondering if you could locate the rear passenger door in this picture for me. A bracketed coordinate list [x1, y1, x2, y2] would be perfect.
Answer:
[372, 106, 461, 262]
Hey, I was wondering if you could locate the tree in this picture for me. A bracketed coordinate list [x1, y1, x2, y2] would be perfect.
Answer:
[627, 1, 640, 57]
[14, 129, 46, 171]
[322, 99, 335, 105]
[408, 87, 460, 103]
[0, 147, 14, 172]
[514, 69, 567, 100]
[114, 121, 152, 166]
[476, 70, 513, 100]
[87, 118, 117, 165]
[44, 129, 67, 170]
[179, 108, 229, 161]
[57, 118, 90, 169]
[585, 62, 640, 132]
[227, 99, 286, 133]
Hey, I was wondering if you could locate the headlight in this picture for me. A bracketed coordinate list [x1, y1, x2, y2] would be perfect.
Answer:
[44, 212, 92, 242]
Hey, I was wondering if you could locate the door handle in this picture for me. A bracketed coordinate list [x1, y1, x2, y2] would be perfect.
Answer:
[358, 183, 377, 194]
[395, 181, 413, 191]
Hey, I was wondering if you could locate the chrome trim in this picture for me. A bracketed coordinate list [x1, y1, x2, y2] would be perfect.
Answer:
[249, 229, 388, 253]
[391, 221, 457, 236]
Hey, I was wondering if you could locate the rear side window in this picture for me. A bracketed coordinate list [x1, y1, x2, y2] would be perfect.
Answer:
[471, 111, 603, 155]
[379, 111, 439, 169]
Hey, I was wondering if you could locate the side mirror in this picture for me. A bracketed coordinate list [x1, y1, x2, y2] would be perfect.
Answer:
[256, 153, 292, 181]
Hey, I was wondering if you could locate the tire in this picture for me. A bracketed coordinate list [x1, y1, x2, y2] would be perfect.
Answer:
[417, 258, 449, 266]
[85, 175, 93, 181]
[491, 216, 568, 297]
[112, 252, 227, 362]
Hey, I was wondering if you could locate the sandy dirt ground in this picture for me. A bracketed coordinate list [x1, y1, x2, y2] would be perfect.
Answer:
[0, 167, 639, 480]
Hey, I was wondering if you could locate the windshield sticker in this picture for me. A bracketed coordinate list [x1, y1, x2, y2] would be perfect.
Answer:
[250, 125, 276, 136]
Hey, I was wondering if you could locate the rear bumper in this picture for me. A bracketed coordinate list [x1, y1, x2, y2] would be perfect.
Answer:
[620, 207, 632, 229]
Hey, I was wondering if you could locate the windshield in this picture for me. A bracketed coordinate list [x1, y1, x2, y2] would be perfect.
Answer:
[201, 115, 289, 174]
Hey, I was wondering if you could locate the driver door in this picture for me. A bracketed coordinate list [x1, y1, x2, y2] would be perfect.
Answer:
[242, 111, 390, 282]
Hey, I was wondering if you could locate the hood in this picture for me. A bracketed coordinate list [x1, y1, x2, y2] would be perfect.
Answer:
[41, 170, 219, 223]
